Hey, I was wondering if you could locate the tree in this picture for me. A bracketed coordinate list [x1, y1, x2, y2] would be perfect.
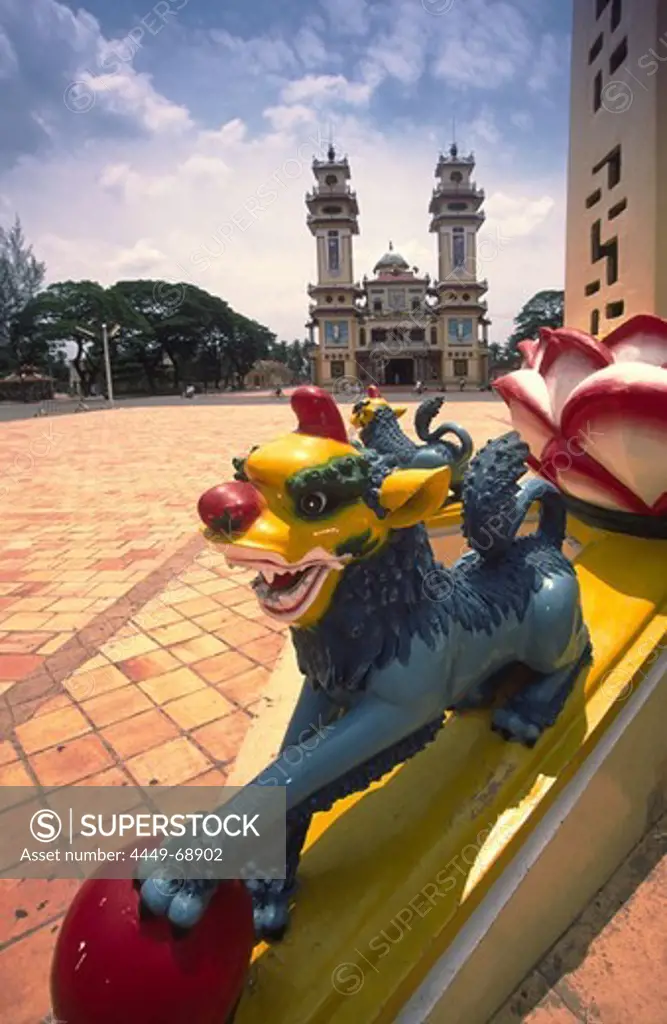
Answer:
[507, 290, 564, 356]
[219, 315, 274, 388]
[111, 280, 175, 393]
[286, 340, 310, 380]
[21, 281, 137, 395]
[0, 217, 46, 370]
[12, 273, 278, 396]
[488, 342, 516, 373]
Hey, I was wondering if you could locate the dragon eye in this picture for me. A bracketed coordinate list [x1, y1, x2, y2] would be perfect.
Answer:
[298, 491, 329, 517]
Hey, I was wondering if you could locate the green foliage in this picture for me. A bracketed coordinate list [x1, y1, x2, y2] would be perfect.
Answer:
[507, 290, 564, 355]
[268, 338, 313, 381]
[488, 342, 516, 373]
[9, 274, 279, 395]
[0, 217, 46, 372]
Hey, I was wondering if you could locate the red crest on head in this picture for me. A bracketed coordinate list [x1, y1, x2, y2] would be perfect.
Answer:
[367, 385, 381, 398]
[290, 386, 348, 444]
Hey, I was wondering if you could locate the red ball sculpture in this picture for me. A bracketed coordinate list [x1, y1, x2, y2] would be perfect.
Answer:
[198, 482, 264, 537]
[50, 875, 255, 1024]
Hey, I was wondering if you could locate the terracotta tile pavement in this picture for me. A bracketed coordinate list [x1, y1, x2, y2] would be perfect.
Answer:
[0, 399, 511, 1020]
[492, 812, 667, 1024]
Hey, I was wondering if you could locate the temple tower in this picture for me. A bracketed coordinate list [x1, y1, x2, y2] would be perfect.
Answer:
[305, 145, 360, 387]
[429, 143, 490, 385]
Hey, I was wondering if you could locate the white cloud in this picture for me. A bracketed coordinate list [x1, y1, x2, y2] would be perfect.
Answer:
[431, 0, 532, 89]
[510, 111, 533, 130]
[319, 0, 370, 37]
[485, 192, 556, 237]
[0, 27, 18, 79]
[108, 239, 168, 275]
[263, 104, 317, 131]
[467, 110, 501, 146]
[280, 74, 375, 107]
[365, 1, 429, 86]
[210, 29, 298, 75]
[527, 33, 562, 93]
[293, 27, 331, 69]
[81, 68, 192, 133]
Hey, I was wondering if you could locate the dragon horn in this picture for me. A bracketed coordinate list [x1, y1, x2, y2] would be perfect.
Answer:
[367, 385, 381, 398]
[291, 386, 348, 444]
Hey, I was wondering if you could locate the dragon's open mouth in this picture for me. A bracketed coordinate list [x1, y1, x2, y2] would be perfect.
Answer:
[252, 564, 330, 618]
[222, 546, 349, 623]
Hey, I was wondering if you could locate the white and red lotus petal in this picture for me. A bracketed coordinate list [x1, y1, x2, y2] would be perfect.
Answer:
[539, 436, 650, 514]
[538, 326, 613, 422]
[559, 362, 667, 513]
[517, 338, 540, 369]
[496, 326, 613, 455]
[603, 313, 667, 366]
[493, 369, 556, 463]
[517, 327, 557, 372]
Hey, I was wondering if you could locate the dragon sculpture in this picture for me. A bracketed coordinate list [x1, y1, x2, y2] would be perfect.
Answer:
[350, 385, 474, 497]
[137, 386, 590, 942]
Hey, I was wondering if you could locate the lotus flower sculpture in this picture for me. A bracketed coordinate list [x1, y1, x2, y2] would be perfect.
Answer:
[494, 314, 667, 533]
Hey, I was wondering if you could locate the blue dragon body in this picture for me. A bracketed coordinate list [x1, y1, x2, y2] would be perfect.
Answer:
[356, 396, 474, 496]
[139, 432, 590, 941]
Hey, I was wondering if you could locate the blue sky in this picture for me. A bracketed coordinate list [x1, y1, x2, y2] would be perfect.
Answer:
[0, 0, 573, 342]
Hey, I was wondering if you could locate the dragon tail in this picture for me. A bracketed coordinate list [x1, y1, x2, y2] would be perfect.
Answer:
[461, 431, 566, 560]
[414, 397, 474, 464]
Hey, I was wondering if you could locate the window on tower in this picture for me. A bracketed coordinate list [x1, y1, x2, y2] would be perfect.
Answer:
[448, 318, 474, 344]
[327, 230, 340, 272]
[452, 227, 466, 269]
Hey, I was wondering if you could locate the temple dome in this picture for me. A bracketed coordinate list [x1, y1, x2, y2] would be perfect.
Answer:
[373, 242, 410, 274]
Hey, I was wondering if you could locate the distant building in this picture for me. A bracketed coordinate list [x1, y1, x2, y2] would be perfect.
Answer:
[305, 144, 490, 389]
[244, 360, 293, 389]
[0, 367, 53, 402]
[565, 0, 667, 332]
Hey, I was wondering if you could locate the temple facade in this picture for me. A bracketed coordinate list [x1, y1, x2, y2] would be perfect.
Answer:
[305, 144, 491, 389]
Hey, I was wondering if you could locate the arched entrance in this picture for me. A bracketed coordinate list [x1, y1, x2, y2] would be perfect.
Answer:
[384, 358, 414, 386]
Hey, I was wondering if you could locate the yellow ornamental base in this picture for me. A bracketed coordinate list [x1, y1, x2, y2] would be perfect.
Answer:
[230, 514, 667, 1024]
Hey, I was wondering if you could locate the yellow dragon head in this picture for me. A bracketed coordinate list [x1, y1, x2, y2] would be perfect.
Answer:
[198, 387, 449, 628]
[349, 385, 407, 430]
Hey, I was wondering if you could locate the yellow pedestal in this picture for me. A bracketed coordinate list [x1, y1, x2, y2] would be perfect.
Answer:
[234, 517, 667, 1024]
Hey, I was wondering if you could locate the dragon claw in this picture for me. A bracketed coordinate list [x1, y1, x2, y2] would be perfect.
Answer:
[139, 874, 219, 929]
[491, 708, 542, 746]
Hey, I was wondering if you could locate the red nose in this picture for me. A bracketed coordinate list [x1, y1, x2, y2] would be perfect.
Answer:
[197, 482, 264, 538]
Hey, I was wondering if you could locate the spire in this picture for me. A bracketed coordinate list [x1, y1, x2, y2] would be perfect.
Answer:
[450, 115, 458, 158]
[388, 240, 393, 251]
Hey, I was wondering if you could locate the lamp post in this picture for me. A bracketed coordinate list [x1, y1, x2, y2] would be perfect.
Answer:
[74, 323, 120, 406]
[101, 322, 120, 407]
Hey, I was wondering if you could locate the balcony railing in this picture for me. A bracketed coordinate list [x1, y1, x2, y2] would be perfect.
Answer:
[305, 187, 357, 201]
[430, 184, 485, 203]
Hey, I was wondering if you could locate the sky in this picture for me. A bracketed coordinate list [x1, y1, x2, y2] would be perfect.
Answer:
[0, 0, 573, 344]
